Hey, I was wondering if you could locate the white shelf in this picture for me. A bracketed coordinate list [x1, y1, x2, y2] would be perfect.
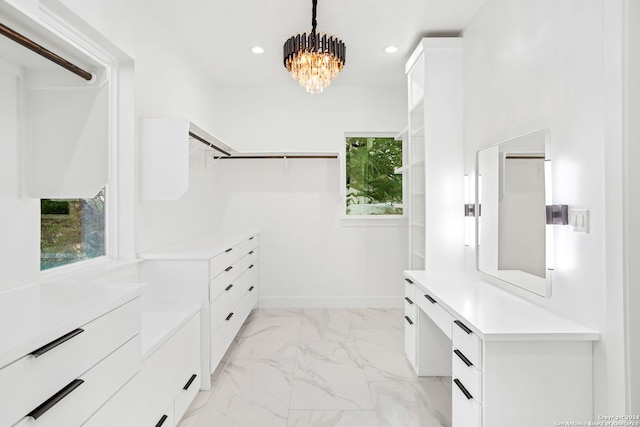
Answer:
[394, 166, 409, 174]
[217, 151, 339, 159]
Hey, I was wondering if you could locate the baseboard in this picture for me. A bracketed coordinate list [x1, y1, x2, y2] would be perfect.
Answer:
[258, 296, 403, 308]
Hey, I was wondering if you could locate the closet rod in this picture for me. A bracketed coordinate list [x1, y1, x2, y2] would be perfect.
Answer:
[0, 22, 93, 81]
[218, 155, 338, 159]
[188, 131, 231, 156]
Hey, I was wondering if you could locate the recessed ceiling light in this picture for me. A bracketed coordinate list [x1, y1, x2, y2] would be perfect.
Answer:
[251, 46, 265, 54]
[384, 45, 398, 54]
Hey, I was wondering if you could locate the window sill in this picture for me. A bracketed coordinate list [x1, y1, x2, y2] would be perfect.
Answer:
[39, 257, 141, 284]
[341, 216, 409, 227]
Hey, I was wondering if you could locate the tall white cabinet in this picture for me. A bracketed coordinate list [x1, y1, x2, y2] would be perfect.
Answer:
[405, 38, 464, 270]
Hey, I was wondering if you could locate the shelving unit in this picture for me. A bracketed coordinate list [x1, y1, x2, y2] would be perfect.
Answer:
[405, 38, 464, 271]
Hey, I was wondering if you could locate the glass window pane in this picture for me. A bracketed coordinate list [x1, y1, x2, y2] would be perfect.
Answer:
[346, 136, 403, 215]
[40, 188, 106, 270]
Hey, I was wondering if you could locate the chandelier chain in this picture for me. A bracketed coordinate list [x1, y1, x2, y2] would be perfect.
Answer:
[311, 0, 318, 36]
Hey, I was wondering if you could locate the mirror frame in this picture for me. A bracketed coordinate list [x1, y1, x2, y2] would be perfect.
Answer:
[475, 129, 552, 298]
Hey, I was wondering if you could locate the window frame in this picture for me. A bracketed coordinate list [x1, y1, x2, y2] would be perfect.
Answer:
[36, 3, 136, 279]
[342, 132, 407, 224]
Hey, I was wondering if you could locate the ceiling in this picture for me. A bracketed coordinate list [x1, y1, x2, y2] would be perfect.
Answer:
[150, 0, 486, 88]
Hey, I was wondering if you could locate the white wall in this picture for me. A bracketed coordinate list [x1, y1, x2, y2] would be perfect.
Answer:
[626, 0, 640, 412]
[211, 85, 408, 306]
[463, 0, 626, 414]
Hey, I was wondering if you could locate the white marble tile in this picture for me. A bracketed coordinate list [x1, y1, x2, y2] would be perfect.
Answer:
[232, 316, 301, 359]
[287, 410, 380, 427]
[347, 308, 403, 329]
[354, 328, 418, 381]
[290, 342, 373, 410]
[195, 358, 295, 427]
[369, 380, 452, 427]
[251, 308, 303, 318]
[298, 308, 354, 342]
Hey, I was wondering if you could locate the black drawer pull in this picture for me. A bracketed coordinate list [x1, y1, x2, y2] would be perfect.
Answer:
[28, 379, 84, 419]
[249, 250, 254, 255]
[424, 294, 437, 304]
[249, 286, 254, 292]
[156, 415, 168, 427]
[225, 247, 233, 253]
[404, 316, 413, 325]
[225, 284, 233, 291]
[249, 264, 254, 269]
[249, 236, 255, 240]
[454, 349, 473, 367]
[226, 312, 234, 321]
[405, 278, 413, 285]
[30, 328, 84, 358]
[404, 297, 414, 305]
[183, 374, 198, 390]
[224, 266, 233, 272]
[454, 320, 473, 334]
[454, 379, 473, 400]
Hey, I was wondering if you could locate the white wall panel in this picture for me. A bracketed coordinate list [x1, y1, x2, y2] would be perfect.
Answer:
[462, 0, 624, 414]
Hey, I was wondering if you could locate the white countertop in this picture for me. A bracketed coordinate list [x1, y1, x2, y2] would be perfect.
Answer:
[138, 229, 258, 260]
[0, 282, 143, 369]
[141, 305, 200, 360]
[404, 270, 599, 342]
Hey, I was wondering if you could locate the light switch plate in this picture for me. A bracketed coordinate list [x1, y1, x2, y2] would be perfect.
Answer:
[568, 208, 589, 233]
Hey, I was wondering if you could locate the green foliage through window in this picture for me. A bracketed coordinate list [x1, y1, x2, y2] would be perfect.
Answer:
[346, 136, 403, 215]
[40, 188, 106, 270]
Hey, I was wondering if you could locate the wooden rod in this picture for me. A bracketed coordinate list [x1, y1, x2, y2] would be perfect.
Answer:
[0, 22, 93, 81]
[218, 155, 338, 159]
[188, 131, 231, 156]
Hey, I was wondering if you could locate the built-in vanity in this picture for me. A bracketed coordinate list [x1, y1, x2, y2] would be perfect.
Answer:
[403, 271, 599, 427]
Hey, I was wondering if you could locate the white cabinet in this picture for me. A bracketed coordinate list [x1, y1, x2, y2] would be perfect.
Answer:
[405, 38, 464, 270]
[85, 308, 201, 427]
[139, 230, 260, 389]
[0, 283, 142, 427]
[404, 270, 599, 427]
[140, 119, 236, 200]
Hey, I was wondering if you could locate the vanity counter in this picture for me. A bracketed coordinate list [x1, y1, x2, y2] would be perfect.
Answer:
[404, 270, 599, 342]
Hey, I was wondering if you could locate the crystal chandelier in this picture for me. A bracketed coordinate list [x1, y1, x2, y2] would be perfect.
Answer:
[283, 0, 346, 94]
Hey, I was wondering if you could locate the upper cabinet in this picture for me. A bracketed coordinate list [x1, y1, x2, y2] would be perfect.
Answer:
[139, 119, 235, 201]
[405, 38, 464, 270]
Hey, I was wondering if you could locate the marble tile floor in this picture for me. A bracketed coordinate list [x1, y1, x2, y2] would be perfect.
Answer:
[178, 308, 452, 427]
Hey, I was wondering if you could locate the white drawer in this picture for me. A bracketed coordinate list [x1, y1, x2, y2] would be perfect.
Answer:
[417, 293, 453, 339]
[209, 246, 237, 277]
[209, 255, 249, 300]
[0, 299, 140, 427]
[247, 248, 259, 264]
[404, 278, 415, 299]
[138, 314, 200, 426]
[208, 235, 259, 278]
[82, 374, 142, 427]
[210, 289, 255, 371]
[174, 371, 201, 423]
[452, 320, 482, 367]
[404, 316, 416, 368]
[452, 377, 482, 427]
[453, 348, 482, 403]
[210, 270, 250, 333]
[14, 335, 140, 427]
[153, 404, 175, 427]
[404, 297, 416, 321]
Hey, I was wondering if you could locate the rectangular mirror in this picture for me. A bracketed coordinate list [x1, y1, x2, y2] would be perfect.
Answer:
[476, 129, 552, 297]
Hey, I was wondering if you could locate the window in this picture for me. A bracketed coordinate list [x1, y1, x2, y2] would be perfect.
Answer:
[345, 136, 403, 216]
[40, 188, 106, 270]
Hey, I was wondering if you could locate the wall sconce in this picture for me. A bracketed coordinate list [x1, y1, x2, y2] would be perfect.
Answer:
[464, 174, 475, 246]
[546, 204, 569, 225]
